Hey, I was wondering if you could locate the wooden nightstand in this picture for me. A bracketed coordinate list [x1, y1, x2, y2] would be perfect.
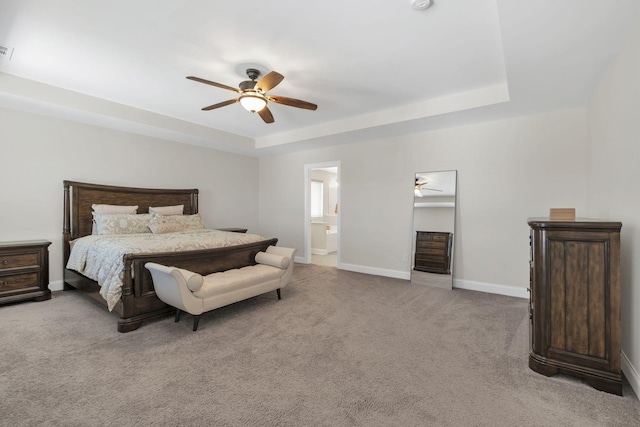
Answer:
[0, 240, 51, 305]
[216, 228, 248, 233]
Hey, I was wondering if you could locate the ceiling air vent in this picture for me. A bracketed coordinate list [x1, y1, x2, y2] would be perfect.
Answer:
[0, 45, 14, 61]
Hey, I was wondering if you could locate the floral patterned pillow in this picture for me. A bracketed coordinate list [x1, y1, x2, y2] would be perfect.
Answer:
[92, 213, 153, 235]
[148, 213, 205, 234]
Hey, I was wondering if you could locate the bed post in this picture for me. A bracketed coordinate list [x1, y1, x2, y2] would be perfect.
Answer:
[192, 190, 199, 214]
[63, 181, 72, 290]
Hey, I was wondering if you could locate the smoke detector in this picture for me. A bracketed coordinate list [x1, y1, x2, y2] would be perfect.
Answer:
[410, 0, 433, 10]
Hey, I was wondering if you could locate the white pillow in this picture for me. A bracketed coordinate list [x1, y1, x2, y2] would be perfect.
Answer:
[175, 268, 204, 292]
[91, 204, 138, 214]
[255, 251, 290, 269]
[93, 213, 153, 235]
[148, 213, 205, 234]
[149, 205, 184, 216]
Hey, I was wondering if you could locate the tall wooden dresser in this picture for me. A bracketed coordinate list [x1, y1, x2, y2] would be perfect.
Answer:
[414, 231, 453, 274]
[527, 218, 622, 395]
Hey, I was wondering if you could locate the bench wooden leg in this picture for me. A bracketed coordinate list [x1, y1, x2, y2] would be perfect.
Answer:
[276, 288, 281, 300]
[175, 309, 181, 323]
[193, 315, 201, 331]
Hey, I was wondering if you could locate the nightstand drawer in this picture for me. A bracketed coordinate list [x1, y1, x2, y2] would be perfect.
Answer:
[0, 272, 39, 292]
[0, 252, 39, 269]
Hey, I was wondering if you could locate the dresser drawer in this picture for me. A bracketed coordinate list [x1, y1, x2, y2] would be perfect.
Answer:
[0, 252, 39, 269]
[0, 272, 39, 292]
[415, 254, 446, 263]
[431, 234, 449, 242]
[416, 232, 449, 241]
[416, 241, 446, 250]
[416, 261, 447, 269]
[416, 247, 446, 256]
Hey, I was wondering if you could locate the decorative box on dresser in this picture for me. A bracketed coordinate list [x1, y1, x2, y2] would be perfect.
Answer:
[527, 218, 622, 395]
[414, 231, 453, 274]
[0, 240, 51, 305]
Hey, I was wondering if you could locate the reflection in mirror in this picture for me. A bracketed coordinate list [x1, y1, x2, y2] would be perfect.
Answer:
[411, 170, 457, 289]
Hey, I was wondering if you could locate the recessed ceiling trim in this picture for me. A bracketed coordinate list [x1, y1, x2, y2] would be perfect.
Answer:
[254, 83, 510, 149]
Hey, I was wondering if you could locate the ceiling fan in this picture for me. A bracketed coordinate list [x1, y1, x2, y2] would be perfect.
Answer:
[415, 178, 443, 197]
[186, 68, 317, 124]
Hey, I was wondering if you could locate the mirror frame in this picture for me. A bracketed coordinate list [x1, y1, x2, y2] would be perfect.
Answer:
[410, 170, 457, 289]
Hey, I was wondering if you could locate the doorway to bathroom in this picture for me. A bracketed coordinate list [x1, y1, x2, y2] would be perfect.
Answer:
[304, 162, 340, 267]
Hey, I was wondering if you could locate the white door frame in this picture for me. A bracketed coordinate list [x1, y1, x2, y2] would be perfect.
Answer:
[303, 161, 341, 265]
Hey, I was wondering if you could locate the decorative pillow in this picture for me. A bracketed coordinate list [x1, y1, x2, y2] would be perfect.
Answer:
[175, 268, 204, 292]
[91, 204, 138, 214]
[148, 213, 205, 234]
[92, 213, 153, 235]
[149, 205, 184, 216]
[91, 205, 139, 234]
[255, 251, 290, 269]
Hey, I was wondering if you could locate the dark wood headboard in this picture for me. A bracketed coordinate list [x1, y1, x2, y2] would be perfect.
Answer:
[63, 180, 199, 260]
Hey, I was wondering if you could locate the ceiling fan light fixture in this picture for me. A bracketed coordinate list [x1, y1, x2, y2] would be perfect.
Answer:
[239, 91, 267, 112]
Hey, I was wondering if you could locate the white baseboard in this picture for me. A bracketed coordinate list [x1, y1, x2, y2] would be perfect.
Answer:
[622, 350, 640, 397]
[311, 248, 330, 255]
[339, 263, 411, 280]
[453, 278, 529, 299]
[48, 280, 64, 292]
[301, 261, 529, 299]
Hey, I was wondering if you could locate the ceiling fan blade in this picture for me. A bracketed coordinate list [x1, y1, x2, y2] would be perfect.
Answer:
[268, 95, 317, 110]
[202, 98, 238, 111]
[255, 71, 284, 92]
[422, 187, 443, 192]
[186, 76, 240, 93]
[258, 106, 275, 123]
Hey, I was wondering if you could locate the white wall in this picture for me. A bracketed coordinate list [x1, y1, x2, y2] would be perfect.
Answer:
[0, 107, 260, 287]
[413, 206, 455, 233]
[259, 108, 588, 290]
[587, 24, 640, 395]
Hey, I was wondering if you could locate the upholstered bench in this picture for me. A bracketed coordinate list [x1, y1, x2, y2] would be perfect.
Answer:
[145, 246, 296, 331]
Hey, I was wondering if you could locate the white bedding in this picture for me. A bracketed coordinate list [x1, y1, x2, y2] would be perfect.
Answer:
[66, 229, 266, 311]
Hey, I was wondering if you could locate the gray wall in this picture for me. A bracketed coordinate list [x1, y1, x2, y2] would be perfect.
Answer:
[0, 107, 261, 285]
[259, 108, 588, 287]
[587, 23, 640, 395]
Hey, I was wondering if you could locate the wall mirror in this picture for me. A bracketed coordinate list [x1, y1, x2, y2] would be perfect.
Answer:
[410, 170, 457, 289]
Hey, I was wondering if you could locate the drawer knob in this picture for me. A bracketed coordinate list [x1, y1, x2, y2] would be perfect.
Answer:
[2, 260, 8, 264]
[2, 281, 9, 286]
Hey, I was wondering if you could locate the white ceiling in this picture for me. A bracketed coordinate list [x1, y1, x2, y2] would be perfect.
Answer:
[1, 0, 639, 156]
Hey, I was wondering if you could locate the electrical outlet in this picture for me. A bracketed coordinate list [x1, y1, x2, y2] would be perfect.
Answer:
[0, 46, 14, 61]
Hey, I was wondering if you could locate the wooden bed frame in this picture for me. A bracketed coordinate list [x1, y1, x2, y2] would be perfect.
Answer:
[62, 180, 278, 333]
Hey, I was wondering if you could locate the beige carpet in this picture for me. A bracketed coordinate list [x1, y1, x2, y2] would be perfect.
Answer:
[1, 264, 638, 426]
[311, 252, 337, 267]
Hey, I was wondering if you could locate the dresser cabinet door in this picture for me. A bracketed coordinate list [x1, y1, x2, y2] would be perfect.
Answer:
[544, 230, 617, 371]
